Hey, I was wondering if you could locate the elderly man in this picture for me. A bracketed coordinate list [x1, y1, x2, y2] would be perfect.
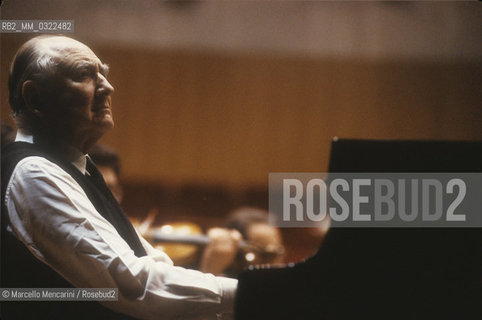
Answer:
[1, 35, 238, 320]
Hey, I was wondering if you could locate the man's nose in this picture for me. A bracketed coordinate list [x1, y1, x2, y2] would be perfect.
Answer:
[96, 73, 115, 96]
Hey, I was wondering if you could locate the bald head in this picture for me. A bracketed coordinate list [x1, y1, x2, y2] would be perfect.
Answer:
[10, 36, 75, 116]
[8, 35, 115, 153]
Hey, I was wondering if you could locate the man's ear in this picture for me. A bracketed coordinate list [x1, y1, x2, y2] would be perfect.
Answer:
[22, 80, 43, 117]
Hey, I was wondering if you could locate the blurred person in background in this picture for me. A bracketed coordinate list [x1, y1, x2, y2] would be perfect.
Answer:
[200, 207, 285, 276]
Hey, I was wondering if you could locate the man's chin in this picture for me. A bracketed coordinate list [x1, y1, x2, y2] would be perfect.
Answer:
[101, 121, 115, 132]
[95, 116, 115, 131]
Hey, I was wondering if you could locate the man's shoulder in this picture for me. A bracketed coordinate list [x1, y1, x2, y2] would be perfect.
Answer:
[1, 142, 69, 189]
[12, 155, 63, 177]
[2, 143, 83, 206]
[2, 141, 47, 162]
[2, 142, 49, 173]
[2, 143, 60, 205]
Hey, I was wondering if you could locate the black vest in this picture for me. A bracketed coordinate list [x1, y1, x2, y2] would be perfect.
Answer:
[1, 142, 146, 320]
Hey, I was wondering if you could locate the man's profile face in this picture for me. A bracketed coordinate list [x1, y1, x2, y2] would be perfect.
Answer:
[35, 37, 115, 146]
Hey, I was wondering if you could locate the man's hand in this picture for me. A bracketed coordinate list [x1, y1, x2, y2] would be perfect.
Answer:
[200, 228, 242, 275]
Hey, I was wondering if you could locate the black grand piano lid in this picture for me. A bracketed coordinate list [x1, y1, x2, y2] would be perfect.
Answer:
[328, 137, 482, 173]
[318, 138, 482, 316]
[235, 138, 482, 320]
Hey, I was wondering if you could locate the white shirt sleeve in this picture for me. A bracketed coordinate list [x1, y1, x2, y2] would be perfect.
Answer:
[4, 156, 237, 320]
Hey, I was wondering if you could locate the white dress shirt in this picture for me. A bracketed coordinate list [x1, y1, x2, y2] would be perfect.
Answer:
[3, 130, 237, 320]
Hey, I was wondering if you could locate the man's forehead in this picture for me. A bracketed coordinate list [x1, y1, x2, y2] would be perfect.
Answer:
[38, 36, 101, 64]
[38, 37, 90, 52]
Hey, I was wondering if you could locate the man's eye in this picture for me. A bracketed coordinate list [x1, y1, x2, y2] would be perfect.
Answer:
[81, 70, 94, 78]
[72, 68, 95, 80]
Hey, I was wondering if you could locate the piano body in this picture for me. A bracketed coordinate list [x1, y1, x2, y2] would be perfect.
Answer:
[235, 139, 482, 320]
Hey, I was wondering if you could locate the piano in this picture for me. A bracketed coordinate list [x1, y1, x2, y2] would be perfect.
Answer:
[235, 139, 482, 320]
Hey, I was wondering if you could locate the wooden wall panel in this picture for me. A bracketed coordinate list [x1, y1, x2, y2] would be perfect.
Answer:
[2, 38, 481, 189]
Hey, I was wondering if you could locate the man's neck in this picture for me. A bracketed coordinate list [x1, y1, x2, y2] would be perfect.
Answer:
[17, 129, 86, 164]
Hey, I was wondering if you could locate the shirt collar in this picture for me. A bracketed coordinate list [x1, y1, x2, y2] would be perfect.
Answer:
[15, 129, 34, 144]
[15, 129, 88, 175]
